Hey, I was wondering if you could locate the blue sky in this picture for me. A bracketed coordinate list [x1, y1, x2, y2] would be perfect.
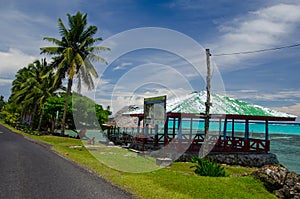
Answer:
[0, 0, 300, 118]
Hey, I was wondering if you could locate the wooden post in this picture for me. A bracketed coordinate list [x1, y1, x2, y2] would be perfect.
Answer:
[218, 118, 222, 134]
[245, 120, 249, 140]
[164, 116, 169, 146]
[173, 117, 176, 138]
[178, 117, 182, 139]
[265, 120, 269, 140]
[203, 49, 212, 157]
[223, 118, 227, 140]
[190, 118, 193, 140]
[204, 49, 211, 137]
[231, 119, 235, 139]
[137, 116, 141, 134]
[154, 124, 158, 146]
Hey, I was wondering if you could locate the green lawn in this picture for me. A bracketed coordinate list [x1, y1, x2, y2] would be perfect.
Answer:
[1, 122, 276, 199]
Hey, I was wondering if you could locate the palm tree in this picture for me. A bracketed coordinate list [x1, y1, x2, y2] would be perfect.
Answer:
[40, 12, 109, 135]
[10, 59, 60, 130]
[11, 65, 36, 125]
[0, 96, 5, 111]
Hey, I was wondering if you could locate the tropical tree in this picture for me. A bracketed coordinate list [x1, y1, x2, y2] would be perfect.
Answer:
[11, 64, 38, 126]
[40, 12, 109, 135]
[10, 59, 60, 130]
[43, 93, 111, 135]
[0, 96, 5, 111]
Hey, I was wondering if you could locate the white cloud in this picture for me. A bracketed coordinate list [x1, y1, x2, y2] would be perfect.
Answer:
[0, 48, 37, 77]
[106, 87, 191, 113]
[273, 103, 300, 117]
[227, 89, 300, 102]
[113, 62, 132, 71]
[0, 79, 13, 86]
[211, 3, 300, 71]
[0, 9, 57, 54]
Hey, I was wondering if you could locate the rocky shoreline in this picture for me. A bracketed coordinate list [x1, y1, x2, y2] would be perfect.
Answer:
[206, 152, 279, 167]
[252, 165, 300, 199]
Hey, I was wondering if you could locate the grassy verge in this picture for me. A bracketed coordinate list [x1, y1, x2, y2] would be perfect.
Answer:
[1, 122, 276, 199]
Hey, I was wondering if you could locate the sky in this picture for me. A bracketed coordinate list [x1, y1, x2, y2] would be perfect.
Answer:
[0, 0, 300, 119]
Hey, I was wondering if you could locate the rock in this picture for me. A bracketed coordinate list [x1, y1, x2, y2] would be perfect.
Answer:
[252, 165, 300, 199]
[206, 153, 279, 167]
[285, 172, 300, 187]
[156, 158, 172, 167]
[252, 165, 288, 192]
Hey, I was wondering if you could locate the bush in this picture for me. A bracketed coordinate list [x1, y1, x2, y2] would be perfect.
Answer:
[0, 111, 20, 126]
[190, 157, 227, 177]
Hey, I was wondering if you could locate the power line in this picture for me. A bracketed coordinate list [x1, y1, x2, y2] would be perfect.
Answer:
[213, 43, 300, 56]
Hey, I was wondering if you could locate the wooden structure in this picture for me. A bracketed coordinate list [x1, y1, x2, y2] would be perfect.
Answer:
[107, 91, 296, 153]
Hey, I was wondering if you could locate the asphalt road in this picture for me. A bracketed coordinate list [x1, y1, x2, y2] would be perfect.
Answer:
[0, 124, 133, 199]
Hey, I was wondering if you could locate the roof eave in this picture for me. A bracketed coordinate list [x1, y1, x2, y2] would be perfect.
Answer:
[225, 114, 296, 121]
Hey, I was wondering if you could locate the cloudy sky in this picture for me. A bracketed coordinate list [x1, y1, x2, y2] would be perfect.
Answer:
[0, 0, 300, 118]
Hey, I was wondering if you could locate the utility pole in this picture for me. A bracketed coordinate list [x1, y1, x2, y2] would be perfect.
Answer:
[204, 49, 211, 138]
[202, 48, 212, 157]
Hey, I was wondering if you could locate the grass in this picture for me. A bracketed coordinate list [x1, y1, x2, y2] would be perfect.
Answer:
[1, 122, 277, 199]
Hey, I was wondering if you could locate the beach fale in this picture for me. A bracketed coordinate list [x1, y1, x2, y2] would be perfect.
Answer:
[106, 91, 297, 154]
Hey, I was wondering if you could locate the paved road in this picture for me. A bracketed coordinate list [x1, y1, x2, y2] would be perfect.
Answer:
[0, 124, 133, 199]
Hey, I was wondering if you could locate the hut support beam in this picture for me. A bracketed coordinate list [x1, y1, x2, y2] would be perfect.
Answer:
[223, 118, 227, 140]
[178, 117, 182, 139]
[172, 117, 176, 138]
[265, 120, 269, 141]
[219, 118, 222, 134]
[232, 119, 235, 138]
[164, 116, 169, 146]
[190, 118, 193, 140]
[137, 116, 142, 134]
[245, 119, 249, 140]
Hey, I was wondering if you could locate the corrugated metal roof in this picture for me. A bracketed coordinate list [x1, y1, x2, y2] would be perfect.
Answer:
[125, 91, 297, 119]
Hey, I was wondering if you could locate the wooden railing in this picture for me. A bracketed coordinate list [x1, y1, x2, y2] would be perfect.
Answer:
[106, 127, 270, 153]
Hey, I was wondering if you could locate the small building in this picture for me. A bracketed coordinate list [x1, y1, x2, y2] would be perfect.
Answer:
[119, 91, 296, 153]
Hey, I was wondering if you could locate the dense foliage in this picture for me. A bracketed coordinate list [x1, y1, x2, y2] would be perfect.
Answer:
[0, 12, 109, 135]
[0, 96, 5, 111]
[43, 93, 111, 133]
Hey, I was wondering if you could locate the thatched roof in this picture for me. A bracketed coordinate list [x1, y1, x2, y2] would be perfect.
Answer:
[109, 106, 142, 128]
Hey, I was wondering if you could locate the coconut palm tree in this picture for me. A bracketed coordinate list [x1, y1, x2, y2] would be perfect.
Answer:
[10, 59, 60, 129]
[11, 65, 36, 125]
[40, 12, 109, 135]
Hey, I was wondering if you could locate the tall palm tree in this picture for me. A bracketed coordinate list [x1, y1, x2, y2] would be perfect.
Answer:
[11, 65, 36, 124]
[40, 12, 109, 135]
[10, 59, 59, 129]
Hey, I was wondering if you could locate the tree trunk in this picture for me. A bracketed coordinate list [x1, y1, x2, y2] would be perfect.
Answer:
[37, 104, 44, 131]
[51, 119, 55, 134]
[30, 104, 38, 129]
[61, 78, 73, 136]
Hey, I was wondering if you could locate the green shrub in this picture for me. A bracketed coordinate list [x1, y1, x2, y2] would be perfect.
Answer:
[0, 111, 20, 126]
[190, 157, 227, 177]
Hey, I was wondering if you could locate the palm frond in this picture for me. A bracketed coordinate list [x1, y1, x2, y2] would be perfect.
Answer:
[42, 37, 63, 46]
[58, 18, 69, 37]
[40, 46, 62, 55]
[84, 58, 98, 78]
[86, 53, 108, 65]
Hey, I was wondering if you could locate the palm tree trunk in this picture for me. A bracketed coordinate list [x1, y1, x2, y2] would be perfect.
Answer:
[30, 104, 38, 129]
[37, 104, 44, 131]
[61, 78, 73, 136]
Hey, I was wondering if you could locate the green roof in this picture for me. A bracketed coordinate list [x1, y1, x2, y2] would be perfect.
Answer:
[126, 91, 296, 119]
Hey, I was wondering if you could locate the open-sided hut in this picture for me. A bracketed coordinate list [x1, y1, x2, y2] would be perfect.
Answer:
[122, 91, 296, 153]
